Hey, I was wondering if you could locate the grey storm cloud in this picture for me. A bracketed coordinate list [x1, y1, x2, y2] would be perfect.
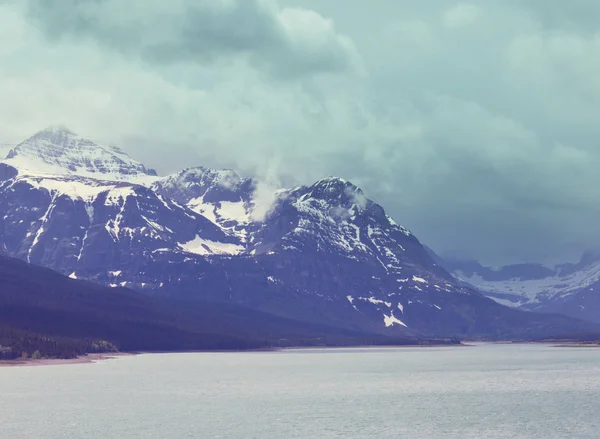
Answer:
[27, 0, 362, 78]
[513, 0, 600, 32]
[2, 0, 600, 265]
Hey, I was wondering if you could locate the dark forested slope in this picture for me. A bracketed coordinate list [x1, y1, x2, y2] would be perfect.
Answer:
[0, 255, 269, 359]
[1, 255, 440, 359]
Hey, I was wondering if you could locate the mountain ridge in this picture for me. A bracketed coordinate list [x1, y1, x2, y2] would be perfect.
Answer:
[1, 127, 598, 338]
[431, 250, 600, 322]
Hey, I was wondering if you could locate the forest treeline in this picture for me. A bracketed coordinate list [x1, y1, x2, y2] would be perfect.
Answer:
[0, 324, 116, 360]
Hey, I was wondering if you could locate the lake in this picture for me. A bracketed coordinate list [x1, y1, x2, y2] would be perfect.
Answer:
[1, 343, 599, 438]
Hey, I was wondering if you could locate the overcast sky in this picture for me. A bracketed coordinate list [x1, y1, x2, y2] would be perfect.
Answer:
[2, 0, 600, 265]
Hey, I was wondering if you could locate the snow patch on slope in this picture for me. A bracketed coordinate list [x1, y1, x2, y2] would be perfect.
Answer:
[23, 175, 119, 202]
[178, 235, 245, 256]
[187, 196, 251, 240]
[383, 312, 407, 328]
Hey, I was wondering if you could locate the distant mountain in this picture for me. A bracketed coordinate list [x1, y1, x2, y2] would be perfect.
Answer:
[2, 126, 158, 184]
[1, 127, 597, 340]
[436, 252, 600, 323]
[0, 143, 13, 160]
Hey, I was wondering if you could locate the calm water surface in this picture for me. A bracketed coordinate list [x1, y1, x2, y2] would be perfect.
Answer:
[1, 343, 599, 438]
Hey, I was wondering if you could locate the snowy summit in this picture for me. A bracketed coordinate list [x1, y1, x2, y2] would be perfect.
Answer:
[2, 126, 158, 183]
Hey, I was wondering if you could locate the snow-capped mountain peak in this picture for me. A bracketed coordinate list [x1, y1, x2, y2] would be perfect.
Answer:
[300, 177, 368, 213]
[152, 167, 255, 241]
[2, 127, 158, 184]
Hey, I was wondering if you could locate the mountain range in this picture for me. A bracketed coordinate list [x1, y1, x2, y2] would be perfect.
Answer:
[1, 126, 598, 343]
[434, 252, 600, 323]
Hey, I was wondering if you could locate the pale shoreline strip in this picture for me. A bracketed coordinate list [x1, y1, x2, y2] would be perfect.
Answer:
[0, 352, 133, 368]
